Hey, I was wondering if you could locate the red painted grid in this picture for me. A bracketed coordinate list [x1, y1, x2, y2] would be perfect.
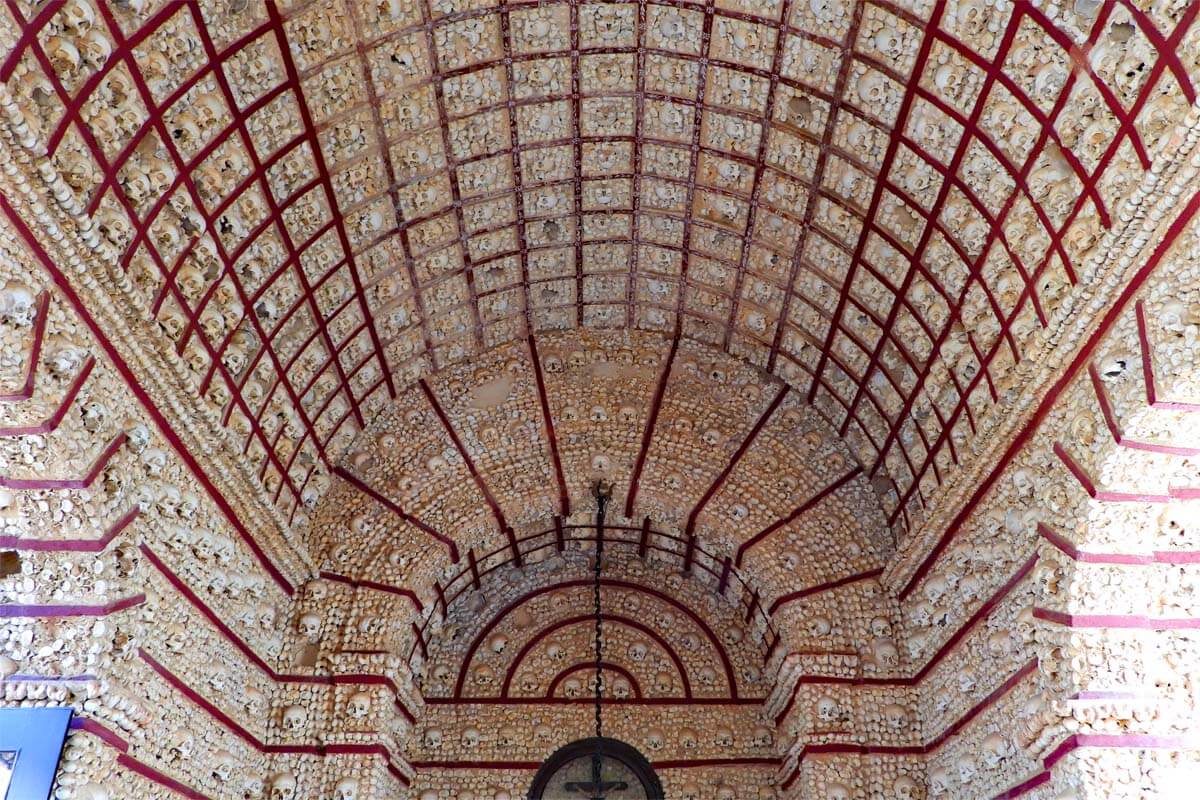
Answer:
[4, 0, 1188, 533]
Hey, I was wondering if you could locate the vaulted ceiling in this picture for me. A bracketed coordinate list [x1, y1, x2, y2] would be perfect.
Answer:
[3, 0, 1196, 536]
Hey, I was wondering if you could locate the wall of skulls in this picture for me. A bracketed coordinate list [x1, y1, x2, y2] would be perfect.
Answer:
[878, 203, 1200, 797]
[2, 0, 1197, 554]
[0, 0, 1197, 796]
[0, 214, 420, 797]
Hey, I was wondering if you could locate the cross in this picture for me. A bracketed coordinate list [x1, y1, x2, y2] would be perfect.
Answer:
[563, 753, 628, 799]
[563, 778, 628, 799]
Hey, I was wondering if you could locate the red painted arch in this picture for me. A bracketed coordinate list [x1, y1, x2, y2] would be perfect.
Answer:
[452, 578, 740, 698]
[495, 614, 692, 699]
[543, 661, 643, 699]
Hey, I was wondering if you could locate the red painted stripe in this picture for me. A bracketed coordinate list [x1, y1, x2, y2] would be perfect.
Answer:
[686, 384, 789, 536]
[0, 432, 125, 490]
[497, 614, 694, 700]
[454, 578, 740, 700]
[625, 333, 680, 517]
[775, 554, 1038, 725]
[141, 544, 418, 724]
[318, 571, 424, 612]
[409, 757, 779, 770]
[0, 505, 139, 552]
[0, 357, 94, 436]
[140, 650, 412, 784]
[544, 661, 643, 700]
[0, 291, 49, 402]
[781, 660, 1037, 789]
[767, 567, 884, 615]
[0, 593, 144, 618]
[736, 467, 861, 567]
[1033, 607, 1200, 630]
[70, 716, 130, 753]
[420, 378, 509, 531]
[1137, 300, 1200, 412]
[334, 465, 460, 562]
[1054, 442, 1190, 502]
[528, 336, 570, 516]
[899, 190, 1200, 600]
[1038, 522, 1200, 565]
[426, 697, 765, 706]
[0, 194, 296, 594]
[997, 733, 1200, 799]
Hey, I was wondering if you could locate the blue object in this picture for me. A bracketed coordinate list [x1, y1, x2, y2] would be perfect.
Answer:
[0, 707, 72, 800]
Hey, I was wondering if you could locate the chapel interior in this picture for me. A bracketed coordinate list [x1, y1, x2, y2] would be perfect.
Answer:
[1, 0, 1199, 797]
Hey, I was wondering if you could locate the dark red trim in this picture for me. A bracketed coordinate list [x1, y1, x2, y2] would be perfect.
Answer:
[1033, 607, 1200, 630]
[545, 661, 643, 699]
[454, 578, 739, 699]
[0, 357, 94, 436]
[141, 544, 418, 724]
[899, 190, 1200, 600]
[775, 554, 1038, 725]
[735, 467, 861, 566]
[1038, 522, 1200, 565]
[0, 432, 125, 490]
[497, 613, 694, 699]
[0, 194, 295, 594]
[420, 378, 509, 531]
[334, 465, 460, 562]
[0, 593, 144, 618]
[318, 570, 425, 612]
[0, 292, 49, 402]
[625, 334, 679, 517]
[528, 336, 570, 516]
[781, 659, 1037, 789]
[767, 567, 884, 615]
[684, 384, 789, 572]
[0, 505, 138, 552]
[140, 649, 412, 785]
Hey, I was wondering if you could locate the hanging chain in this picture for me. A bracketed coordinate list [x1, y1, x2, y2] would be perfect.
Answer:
[592, 480, 610, 741]
[590, 480, 611, 799]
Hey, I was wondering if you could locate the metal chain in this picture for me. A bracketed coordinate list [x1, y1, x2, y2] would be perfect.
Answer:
[592, 482, 609, 741]
[590, 481, 611, 799]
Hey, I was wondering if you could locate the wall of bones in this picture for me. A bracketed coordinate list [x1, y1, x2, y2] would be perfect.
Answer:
[0, 0, 1198, 798]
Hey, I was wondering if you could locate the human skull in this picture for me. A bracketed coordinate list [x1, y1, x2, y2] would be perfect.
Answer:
[0, 281, 36, 326]
[628, 641, 648, 661]
[269, 774, 297, 800]
[462, 727, 481, 747]
[334, 778, 359, 800]
[827, 783, 851, 800]
[882, 703, 908, 730]
[893, 776, 920, 800]
[347, 691, 372, 719]
[497, 725, 518, 747]
[424, 728, 443, 748]
[872, 639, 900, 669]
[297, 612, 321, 640]
[816, 695, 842, 723]
[751, 726, 772, 748]
[281, 705, 307, 730]
[808, 615, 832, 636]
[645, 729, 664, 750]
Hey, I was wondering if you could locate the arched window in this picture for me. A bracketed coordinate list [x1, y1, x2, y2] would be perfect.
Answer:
[528, 738, 663, 799]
